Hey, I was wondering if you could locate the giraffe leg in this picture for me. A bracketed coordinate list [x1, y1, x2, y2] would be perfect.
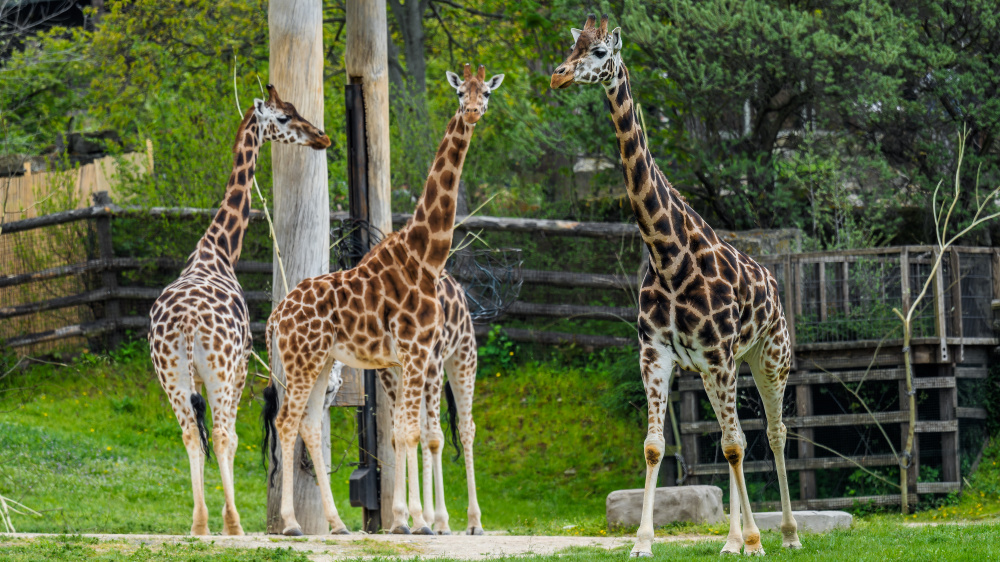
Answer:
[156, 352, 209, 536]
[299, 365, 350, 534]
[630, 339, 674, 558]
[390, 391, 412, 534]
[721, 464, 743, 554]
[407, 358, 435, 536]
[447, 350, 482, 535]
[420, 397, 437, 530]
[204, 368, 246, 537]
[748, 329, 800, 549]
[274, 386, 307, 536]
[699, 353, 763, 555]
[423, 360, 450, 534]
[181, 421, 210, 536]
[721, 363, 744, 555]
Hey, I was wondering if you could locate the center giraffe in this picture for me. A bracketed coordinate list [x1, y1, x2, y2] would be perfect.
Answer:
[264, 64, 504, 536]
[551, 15, 801, 557]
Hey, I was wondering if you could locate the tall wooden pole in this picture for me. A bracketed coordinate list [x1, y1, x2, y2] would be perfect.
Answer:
[346, 0, 394, 530]
[266, 0, 331, 535]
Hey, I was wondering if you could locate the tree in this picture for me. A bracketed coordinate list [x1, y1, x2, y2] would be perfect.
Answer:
[620, 0, 1000, 243]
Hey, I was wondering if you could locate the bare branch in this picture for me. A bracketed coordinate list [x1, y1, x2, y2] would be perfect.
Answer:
[429, 0, 503, 19]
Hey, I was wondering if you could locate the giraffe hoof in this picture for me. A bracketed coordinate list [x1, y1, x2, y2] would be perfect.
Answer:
[191, 526, 209, 536]
[437, 530, 452, 535]
[629, 549, 653, 558]
[391, 525, 412, 535]
[467, 527, 484, 536]
[720, 542, 742, 555]
[413, 526, 435, 536]
[332, 527, 352, 535]
[283, 526, 304, 537]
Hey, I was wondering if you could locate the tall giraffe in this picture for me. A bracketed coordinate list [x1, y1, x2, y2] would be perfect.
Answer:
[375, 272, 482, 535]
[149, 85, 329, 536]
[551, 16, 800, 557]
[263, 64, 503, 536]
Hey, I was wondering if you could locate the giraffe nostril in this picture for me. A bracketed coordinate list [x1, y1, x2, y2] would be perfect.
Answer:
[555, 66, 566, 75]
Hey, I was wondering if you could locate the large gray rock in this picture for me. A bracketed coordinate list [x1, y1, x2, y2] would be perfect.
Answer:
[606, 486, 725, 528]
[753, 510, 852, 533]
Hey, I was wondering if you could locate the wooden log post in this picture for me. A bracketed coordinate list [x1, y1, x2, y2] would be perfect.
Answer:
[92, 191, 121, 350]
[345, 0, 393, 531]
[266, 0, 331, 535]
[679, 381, 700, 486]
[795, 383, 815, 504]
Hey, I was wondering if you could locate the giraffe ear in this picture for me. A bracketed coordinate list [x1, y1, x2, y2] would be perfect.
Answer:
[571, 28, 582, 43]
[253, 98, 266, 113]
[610, 27, 623, 54]
[486, 74, 505, 91]
[446, 71, 463, 90]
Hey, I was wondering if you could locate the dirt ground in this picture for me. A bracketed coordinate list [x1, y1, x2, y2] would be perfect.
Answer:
[14, 532, 717, 560]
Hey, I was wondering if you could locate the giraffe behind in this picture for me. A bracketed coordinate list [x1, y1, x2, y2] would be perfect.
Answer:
[149, 85, 328, 536]
[262, 64, 503, 537]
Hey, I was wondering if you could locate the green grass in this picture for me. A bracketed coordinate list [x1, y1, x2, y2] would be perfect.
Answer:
[1, 520, 998, 560]
[0, 339, 650, 535]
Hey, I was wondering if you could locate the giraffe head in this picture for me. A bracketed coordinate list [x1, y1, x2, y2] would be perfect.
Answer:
[445, 63, 504, 124]
[550, 14, 623, 90]
[253, 84, 331, 149]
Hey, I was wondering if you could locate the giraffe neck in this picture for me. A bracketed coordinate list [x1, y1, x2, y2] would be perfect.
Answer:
[402, 111, 475, 274]
[196, 107, 260, 270]
[604, 64, 715, 272]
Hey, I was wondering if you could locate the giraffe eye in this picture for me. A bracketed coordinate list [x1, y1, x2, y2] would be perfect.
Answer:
[277, 116, 291, 124]
[594, 49, 607, 58]
[484, 92, 490, 98]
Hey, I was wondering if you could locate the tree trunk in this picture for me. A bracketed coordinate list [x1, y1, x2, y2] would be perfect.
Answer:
[387, 0, 429, 98]
[266, 0, 331, 535]
[346, 0, 394, 530]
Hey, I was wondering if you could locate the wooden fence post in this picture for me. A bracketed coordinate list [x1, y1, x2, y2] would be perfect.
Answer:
[92, 191, 120, 349]
[795, 383, 815, 504]
[679, 382, 700, 486]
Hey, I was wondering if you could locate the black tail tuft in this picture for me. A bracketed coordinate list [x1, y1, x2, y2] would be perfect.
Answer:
[190, 392, 211, 461]
[261, 383, 280, 486]
[444, 380, 462, 461]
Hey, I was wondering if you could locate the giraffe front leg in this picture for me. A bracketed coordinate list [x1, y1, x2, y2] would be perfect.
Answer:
[420, 404, 437, 530]
[406, 359, 434, 535]
[721, 464, 743, 554]
[390, 390, 413, 534]
[630, 340, 674, 558]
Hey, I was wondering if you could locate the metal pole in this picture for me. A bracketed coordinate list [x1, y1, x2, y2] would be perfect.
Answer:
[344, 83, 381, 532]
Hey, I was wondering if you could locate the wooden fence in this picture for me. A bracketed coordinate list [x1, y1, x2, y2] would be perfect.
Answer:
[1, 197, 995, 508]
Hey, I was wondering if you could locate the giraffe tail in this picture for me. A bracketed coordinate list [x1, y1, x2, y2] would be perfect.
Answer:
[184, 328, 211, 461]
[444, 380, 462, 461]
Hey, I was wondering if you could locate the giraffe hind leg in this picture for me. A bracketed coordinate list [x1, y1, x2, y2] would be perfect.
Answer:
[747, 324, 800, 549]
[446, 349, 483, 535]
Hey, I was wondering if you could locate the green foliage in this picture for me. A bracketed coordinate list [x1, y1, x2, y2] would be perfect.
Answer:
[477, 325, 518, 374]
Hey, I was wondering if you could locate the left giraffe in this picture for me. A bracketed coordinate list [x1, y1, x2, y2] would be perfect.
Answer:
[148, 85, 329, 536]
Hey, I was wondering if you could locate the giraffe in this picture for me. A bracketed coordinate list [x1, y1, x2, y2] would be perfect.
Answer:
[148, 84, 329, 536]
[551, 15, 801, 557]
[262, 64, 503, 536]
[375, 271, 482, 535]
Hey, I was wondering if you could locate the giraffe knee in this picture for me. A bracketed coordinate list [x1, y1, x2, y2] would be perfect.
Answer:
[723, 444, 743, 468]
[427, 438, 442, 454]
[643, 436, 666, 467]
[212, 427, 233, 454]
[767, 423, 787, 450]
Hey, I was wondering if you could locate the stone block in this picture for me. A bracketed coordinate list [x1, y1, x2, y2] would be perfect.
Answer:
[606, 486, 725, 528]
[753, 510, 852, 533]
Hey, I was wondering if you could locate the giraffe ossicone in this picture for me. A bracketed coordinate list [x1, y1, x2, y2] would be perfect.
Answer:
[263, 64, 503, 537]
[551, 14, 801, 557]
[148, 84, 329, 537]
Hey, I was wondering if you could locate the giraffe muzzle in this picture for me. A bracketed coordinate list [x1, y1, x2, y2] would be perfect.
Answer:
[550, 65, 575, 89]
[309, 133, 332, 150]
[463, 109, 482, 124]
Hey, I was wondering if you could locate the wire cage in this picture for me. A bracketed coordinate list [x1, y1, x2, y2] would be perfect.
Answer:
[330, 218, 385, 271]
[447, 247, 524, 324]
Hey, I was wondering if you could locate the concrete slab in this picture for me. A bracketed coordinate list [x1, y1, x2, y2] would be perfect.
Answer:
[753, 510, 853, 533]
[607, 486, 725, 528]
